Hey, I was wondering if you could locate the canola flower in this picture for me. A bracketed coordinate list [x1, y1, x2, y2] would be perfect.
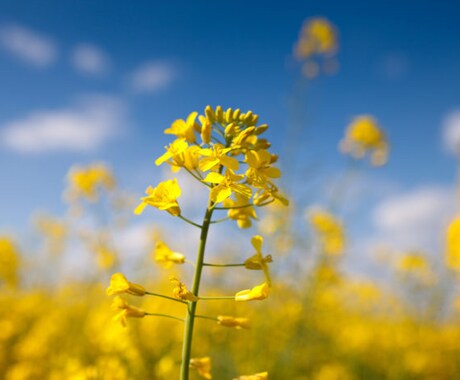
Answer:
[308, 209, 345, 256]
[446, 217, 460, 270]
[106, 273, 146, 297]
[0, 237, 20, 288]
[127, 105, 287, 379]
[190, 357, 212, 380]
[111, 296, 146, 327]
[339, 115, 389, 166]
[66, 163, 115, 202]
[295, 17, 338, 78]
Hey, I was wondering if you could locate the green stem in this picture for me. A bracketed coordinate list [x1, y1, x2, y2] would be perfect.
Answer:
[199, 296, 235, 301]
[195, 314, 219, 322]
[145, 313, 185, 322]
[145, 291, 187, 304]
[180, 203, 214, 380]
[210, 216, 230, 224]
[178, 215, 202, 229]
[203, 262, 245, 267]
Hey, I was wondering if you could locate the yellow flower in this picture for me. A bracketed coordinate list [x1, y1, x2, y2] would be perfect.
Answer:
[203, 171, 252, 204]
[217, 316, 251, 329]
[153, 241, 185, 268]
[169, 276, 198, 301]
[106, 273, 146, 296]
[446, 217, 460, 270]
[199, 143, 239, 172]
[235, 282, 270, 301]
[66, 163, 116, 201]
[0, 237, 20, 288]
[245, 149, 281, 187]
[309, 209, 345, 256]
[340, 115, 389, 166]
[295, 18, 337, 59]
[253, 184, 289, 207]
[223, 194, 257, 228]
[155, 138, 189, 168]
[397, 252, 428, 272]
[199, 115, 212, 145]
[233, 372, 268, 380]
[190, 357, 212, 380]
[164, 111, 199, 143]
[134, 179, 182, 216]
[244, 236, 273, 286]
[111, 296, 145, 327]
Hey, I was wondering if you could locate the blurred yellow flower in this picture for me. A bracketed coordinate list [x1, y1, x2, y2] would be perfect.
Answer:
[224, 194, 257, 229]
[66, 163, 115, 201]
[153, 240, 185, 268]
[111, 296, 145, 327]
[295, 18, 337, 59]
[169, 276, 198, 301]
[233, 372, 268, 380]
[0, 237, 20, 288]
[446, 217, 460, 270]
[235, 282, 270, 301]
[190, 357, 212, 380]
[339, 115, 389, 166]
[106, 273, 146, 296]
[309, 209, 345, 256]
[134, 179, 181, 216]
[244, 236, 273, 286]
[217, 316, 251, 330]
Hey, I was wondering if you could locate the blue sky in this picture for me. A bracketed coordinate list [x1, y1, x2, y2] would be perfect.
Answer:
[1, 0, 460, 268]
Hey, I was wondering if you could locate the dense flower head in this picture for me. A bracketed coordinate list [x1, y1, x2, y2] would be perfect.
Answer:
[295, 17, 338, 78]
[66, 163, 115, 202]
[154, 106, 288, 218]
[190, 357, 212, 380]
[308, 209, 346, 256]
[134, 179, 182, 216]
[340, 115, 389, 166]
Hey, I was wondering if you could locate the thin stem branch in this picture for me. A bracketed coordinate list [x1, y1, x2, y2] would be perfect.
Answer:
[145, 291, 188, 304]
[198, 296, 235, 301]
[178, 215, 202, 229]
[203, 262, 245, 267]
[195, 314, 219, 322]
[145, 313, 185, 322]
[210, 216, 230, 224]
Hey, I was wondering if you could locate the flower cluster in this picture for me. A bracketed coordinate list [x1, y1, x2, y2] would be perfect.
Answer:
[135, 105, 288, 224]
[294, 17, 338, 78]
[65, 163, 115, 202]
[308, 209, 345, 256]
[339, 115, 389, 166]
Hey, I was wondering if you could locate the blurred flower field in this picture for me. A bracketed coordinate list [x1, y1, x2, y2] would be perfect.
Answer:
[2, 16, 460, 380]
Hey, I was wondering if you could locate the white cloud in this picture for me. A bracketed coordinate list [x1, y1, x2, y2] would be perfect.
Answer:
[71, 43, 110, 75]
[371, 185, 455, 252]
[0, 24, 57, 67]
[1, 95, 125, 153]
[442, 110, 460, 156]
[129, 61, 175, 93]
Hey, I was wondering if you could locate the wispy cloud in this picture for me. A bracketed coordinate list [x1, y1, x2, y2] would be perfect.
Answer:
[71, 43, 110, 76]
[0, 24, 57, 67]
[129, 61, 175, 93]
[1, 95, 125, 154]
[371, 185, 454, 252]
[442, 110, 460, 157]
